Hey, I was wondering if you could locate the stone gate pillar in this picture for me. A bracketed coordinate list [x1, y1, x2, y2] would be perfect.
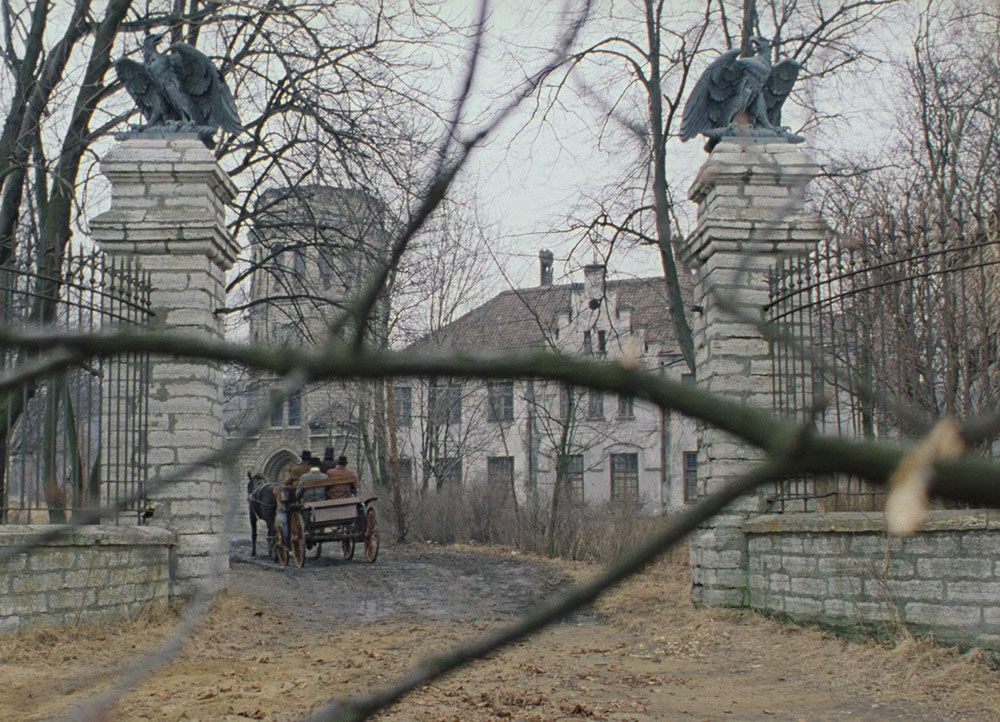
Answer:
[90, 136, 238, 597]
[680, 140, 824, 606]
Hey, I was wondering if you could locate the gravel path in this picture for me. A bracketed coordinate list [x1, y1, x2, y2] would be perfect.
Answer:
[229, 537, 592, 626]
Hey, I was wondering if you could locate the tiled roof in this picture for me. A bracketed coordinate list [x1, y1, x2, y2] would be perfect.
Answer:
[410, 274, 693, 355]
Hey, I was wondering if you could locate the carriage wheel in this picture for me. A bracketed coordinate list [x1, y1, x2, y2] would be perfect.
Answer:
[290, 512, 307, 568]
[342, 539, 355, 560]
[364, 508, 379, 563]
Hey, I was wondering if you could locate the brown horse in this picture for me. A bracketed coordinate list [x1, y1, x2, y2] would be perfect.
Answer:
[247, 472, 279, 558]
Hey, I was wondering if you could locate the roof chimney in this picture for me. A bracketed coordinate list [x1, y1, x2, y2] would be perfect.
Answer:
[539, 249, 554, 286]
[584, 263, 606, 310]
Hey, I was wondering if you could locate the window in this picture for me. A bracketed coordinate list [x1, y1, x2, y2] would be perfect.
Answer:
[429, 382, 462, 425]
[583, 330, 592, 354]
[587, 390, 604, 419]
[558, 454, 584, 503]
[268, 390, 301, 428]
[610, 452, 639, 501]
[437, 457, 462, 486]
[292, 245, 306, 276]
[683, 451, 699, 503]
[394, 385, 412, 427]
[597, 329, 607, 354]
[617, 394, 634, 418]
[559, 384, 577, 420]
[488, 382, 514, 422]
[396, 457, 413, 485]
[319, 247, 335, 289]
[287, 388, 302, 427]
[487, 456, 514, 490]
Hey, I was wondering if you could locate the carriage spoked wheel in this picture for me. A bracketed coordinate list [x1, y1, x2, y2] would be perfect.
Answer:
[364, 507, 379, 563]
[342, 539, 356, 560]
[289, 511, 307, 568]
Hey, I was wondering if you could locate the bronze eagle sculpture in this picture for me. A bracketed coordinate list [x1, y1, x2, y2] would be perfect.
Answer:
[115, 34, 241, 147]
[680, 36, 802, 152]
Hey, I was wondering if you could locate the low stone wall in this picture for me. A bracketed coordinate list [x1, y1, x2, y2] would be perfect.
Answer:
[0, 525, 175, 633]
[744, 510, 1000, 652]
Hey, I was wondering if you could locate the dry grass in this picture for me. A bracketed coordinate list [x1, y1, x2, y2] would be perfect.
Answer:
[2, 547, 999, 721]
[391, 479, 682, 565]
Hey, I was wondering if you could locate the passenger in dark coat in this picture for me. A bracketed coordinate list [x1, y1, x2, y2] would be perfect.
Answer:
[325, 455, 358, 498]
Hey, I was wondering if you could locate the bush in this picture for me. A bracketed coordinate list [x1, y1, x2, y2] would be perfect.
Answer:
[383, 480, 687, 566]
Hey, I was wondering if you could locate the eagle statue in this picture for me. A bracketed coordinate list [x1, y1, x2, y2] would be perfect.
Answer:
[680, 36, 802, 152]
[115, 34, 242, 147]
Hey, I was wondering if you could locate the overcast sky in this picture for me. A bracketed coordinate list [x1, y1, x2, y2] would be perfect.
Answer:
[431, 0, 908, 296]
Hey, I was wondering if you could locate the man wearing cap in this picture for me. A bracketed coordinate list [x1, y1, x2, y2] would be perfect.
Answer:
[287, 450, 315, 490]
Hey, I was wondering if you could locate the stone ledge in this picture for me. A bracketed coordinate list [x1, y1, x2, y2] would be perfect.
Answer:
[0, 524, 175, 547]
[744, 509, 1000, 535]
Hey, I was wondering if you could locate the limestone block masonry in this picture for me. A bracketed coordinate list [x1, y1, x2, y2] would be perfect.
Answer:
[90, 136, 239, 597]
[0, 525, 174, 632]
[745, 511, 1000, 652]
[680, 140, 826, 607]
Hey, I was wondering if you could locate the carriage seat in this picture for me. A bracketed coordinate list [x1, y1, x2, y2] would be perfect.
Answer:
[297, 477, 357, 504]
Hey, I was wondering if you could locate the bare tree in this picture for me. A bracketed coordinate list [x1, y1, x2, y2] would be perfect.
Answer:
[0, 0, 464, 505]
[512, 0, 899, 373]
[811, 0, 1000, 439]
[5, 3, 1000, 721]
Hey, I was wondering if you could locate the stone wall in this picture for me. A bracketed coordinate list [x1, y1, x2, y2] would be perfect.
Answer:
[0, 525, 174, 632]
[745, 510, 1000, 652]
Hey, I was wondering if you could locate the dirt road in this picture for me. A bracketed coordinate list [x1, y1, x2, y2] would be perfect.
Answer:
[1, 541, 998, 721]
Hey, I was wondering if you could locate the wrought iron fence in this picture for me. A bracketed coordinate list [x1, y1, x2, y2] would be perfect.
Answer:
[766, 235, 1000, 512]
[0, 250, 152, 523]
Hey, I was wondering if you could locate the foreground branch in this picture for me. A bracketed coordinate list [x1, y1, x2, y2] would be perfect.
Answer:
[2, 324, 999, 507]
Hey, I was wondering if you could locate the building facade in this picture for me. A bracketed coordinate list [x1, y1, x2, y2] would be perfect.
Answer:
[225, 185, 389, 483]
[394, 253, 698, 510]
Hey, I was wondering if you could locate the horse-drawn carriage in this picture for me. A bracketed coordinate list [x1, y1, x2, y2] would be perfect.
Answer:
[248, 472, 379, 568]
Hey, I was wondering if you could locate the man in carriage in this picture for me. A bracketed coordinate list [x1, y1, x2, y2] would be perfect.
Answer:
[325, 455, 358, 499]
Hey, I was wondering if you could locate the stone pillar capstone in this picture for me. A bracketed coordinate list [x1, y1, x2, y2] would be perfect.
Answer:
[90, 135, 238, 597]
[680, 140, 825, 607]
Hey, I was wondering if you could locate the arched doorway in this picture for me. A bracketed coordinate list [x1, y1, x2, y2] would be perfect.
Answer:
[263, 450, 297, 484]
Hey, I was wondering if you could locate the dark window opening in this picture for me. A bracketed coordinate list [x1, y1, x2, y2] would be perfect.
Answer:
[488, 382, 515, 422]
[394, 385, 412, 427]
[559, 453, 585, 503]
[610, 452, 639, 500]
[287, 389, 302, 427]
[487, 456, 514, 491]
[683, 451, 698, 503]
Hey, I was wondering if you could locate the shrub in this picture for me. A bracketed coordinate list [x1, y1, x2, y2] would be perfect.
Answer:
[383, 480, 687, 566]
